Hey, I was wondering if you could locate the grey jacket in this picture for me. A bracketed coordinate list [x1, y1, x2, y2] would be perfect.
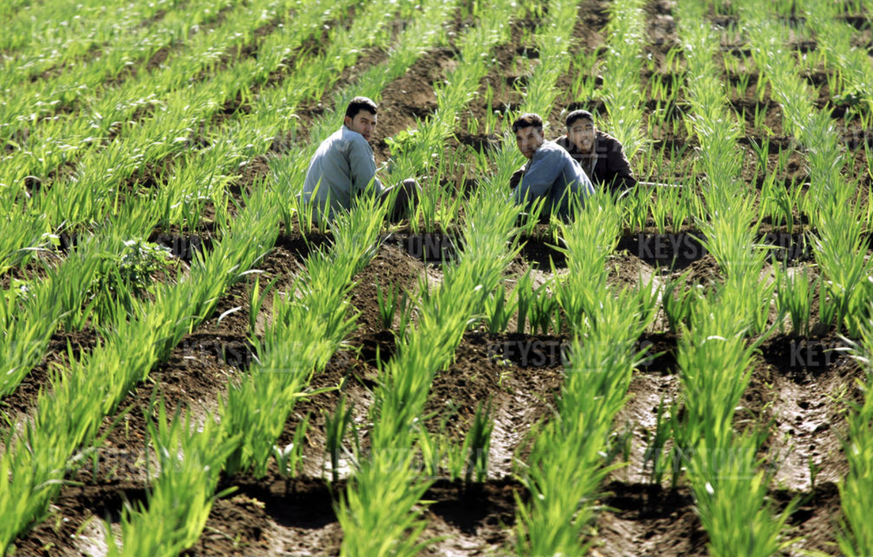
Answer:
[512, 140, 595, 218]
[302, 125, 385, 219]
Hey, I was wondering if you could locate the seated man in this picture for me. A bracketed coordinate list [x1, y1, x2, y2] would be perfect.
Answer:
[555, 109, 636, 193]
[302, 96, 416, 223]
[510, 113, 595, 219]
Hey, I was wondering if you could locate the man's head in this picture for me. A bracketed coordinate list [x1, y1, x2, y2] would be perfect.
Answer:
[512, 113, 545, 160]
[344, 96, 378, 142]
[565, 109, 595, 154]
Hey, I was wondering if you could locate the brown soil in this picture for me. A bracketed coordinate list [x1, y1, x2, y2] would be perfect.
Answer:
[592, 483, 707, 557]
[426, 332, 566, 473]
[0, 328, 100, 423]
[10, 1, 873, 555]
[755, 333, 864, 494]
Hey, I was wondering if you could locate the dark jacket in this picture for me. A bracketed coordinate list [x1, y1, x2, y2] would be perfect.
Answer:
[555, 132, 636, 192]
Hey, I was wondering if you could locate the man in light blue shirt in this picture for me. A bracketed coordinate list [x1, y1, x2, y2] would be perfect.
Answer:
[302, 97, 416, 222]
[511, 113, 595, 219]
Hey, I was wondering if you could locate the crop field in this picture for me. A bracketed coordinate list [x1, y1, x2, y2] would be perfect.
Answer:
[2, 0, 873, 554]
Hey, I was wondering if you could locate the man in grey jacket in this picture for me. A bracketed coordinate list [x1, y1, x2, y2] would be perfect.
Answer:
[510, 113, 595, 219]
[302, 96, 416, 222]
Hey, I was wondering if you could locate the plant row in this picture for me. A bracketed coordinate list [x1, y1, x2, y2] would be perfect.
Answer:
[337, 0, 531, 553]
[666, 3, 792, 555]
[0, 0, 366, 401]
[0, 0, 160, 53]
[89, 1, 459, 553]
[511, 0, 660, 553]
[0, 0, 243, 131]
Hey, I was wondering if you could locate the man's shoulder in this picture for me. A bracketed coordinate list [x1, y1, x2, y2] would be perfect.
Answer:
[538, 140, 566, 155]
[554, 135, 571, 149]
[537, 140, 576, 163]
[321, 126, 367, 148]
[596, 130, 624, 148]
[341, 126, 370, 146]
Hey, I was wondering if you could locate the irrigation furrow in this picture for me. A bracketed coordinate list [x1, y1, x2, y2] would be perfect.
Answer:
[0, 0, 183, 89]
[0, 0, 364, 403]
[42, 1, 462, 553]
[0, 0, 162, 54]
[0, 0, 241, 132]
[0, 0, 322, 190]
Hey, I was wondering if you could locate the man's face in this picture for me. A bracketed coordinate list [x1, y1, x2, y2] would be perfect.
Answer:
[567, 118, 595, 153]
[345, 110, 377, 142]
[515, 126, 544, 160]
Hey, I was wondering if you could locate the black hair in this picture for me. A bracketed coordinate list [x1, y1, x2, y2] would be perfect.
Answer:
[511, 113, 544, 133]
[565, 109, 594, 128]
[345, 96, 378, 119]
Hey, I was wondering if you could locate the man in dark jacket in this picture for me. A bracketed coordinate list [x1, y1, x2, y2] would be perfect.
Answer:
[555, 109, 636, 193]
[509, 110, 636, 194]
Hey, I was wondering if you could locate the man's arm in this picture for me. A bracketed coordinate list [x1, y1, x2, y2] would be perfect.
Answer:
[509, 165, 526, 190]
[514, 147, 564, 203]
[348, 135, 384, 197]
[606, 138, 636, 190]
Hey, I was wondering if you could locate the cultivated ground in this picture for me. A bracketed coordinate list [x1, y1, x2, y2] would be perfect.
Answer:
[3, 0, 871, 555]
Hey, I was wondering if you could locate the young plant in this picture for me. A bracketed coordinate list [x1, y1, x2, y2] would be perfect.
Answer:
[376, 281, 400, 330]
[651, 190, 670, 234]
[661, 274, 699, 334]
[528, 285, 559, 335]
[463, 401, 494, 483]
[840, 320, 873, 556]
[773, 263, 815, 336]
[274, 413, 310, 479]
[482, 284, 519, 334]
[324, 396, 356, 483]
[513, 269, 535, 334]
[642, 397, 673, 486]
[247, 273, 279, 337]
[106, 401, 240, 557]
[811, 211, 873, 335]
[621, 181, 653, 231]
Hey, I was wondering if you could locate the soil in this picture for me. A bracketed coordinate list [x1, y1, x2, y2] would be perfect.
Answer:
[8, 0, 872, 555]
[0, 328, 101, 424]
[591, 483, 707, 557]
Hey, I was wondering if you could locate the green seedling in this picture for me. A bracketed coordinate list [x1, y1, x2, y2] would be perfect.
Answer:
[324, 396, 355, 483]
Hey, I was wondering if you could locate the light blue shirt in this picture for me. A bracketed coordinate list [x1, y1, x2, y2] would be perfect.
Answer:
[302, 125, 385, 220]
[512, 140, 595, 218]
